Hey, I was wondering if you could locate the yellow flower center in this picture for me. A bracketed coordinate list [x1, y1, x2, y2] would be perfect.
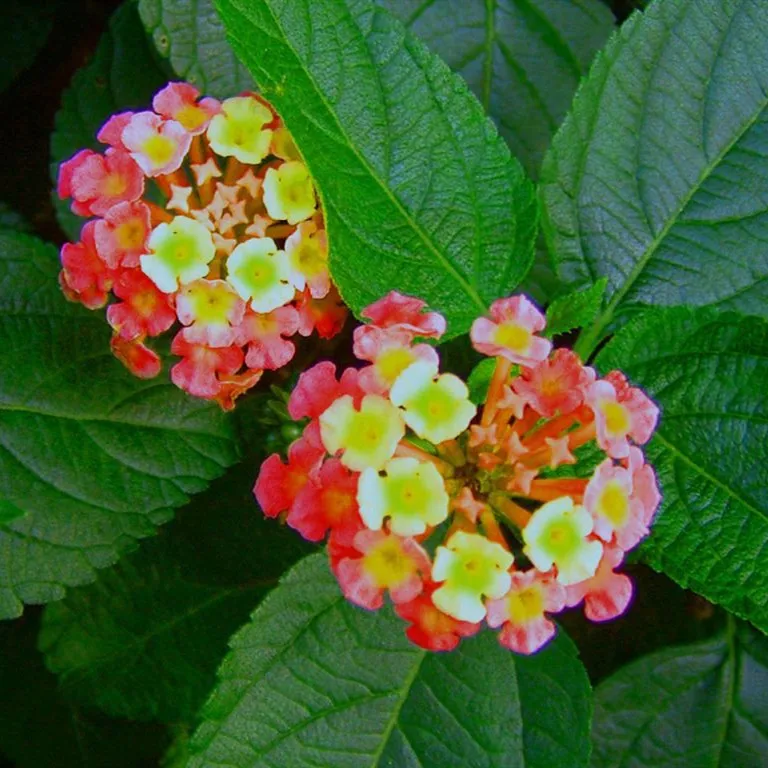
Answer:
[543, 521, 580, 557]
[104, 173, 127, 196]
[376, 347, 416, 384]
[603, 401, 630, 435]
[142, 134, 176, 167]
[508, 587, 544, 623]
[364, 539, 413, 588]
[346, 411, 385, 453]
[116, 219, 145, 250]
[494, 322, 530, 352]
[175, 104, 208, 132]
[599, 482, 630, 526]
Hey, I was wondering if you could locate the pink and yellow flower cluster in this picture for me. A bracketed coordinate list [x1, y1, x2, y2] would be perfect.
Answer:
[255, 292, 661, 654]
[57, 82, 346, 408]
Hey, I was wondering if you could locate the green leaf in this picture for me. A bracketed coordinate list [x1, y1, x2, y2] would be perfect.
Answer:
[187, 552, 592, 768]
[0, 500, 24, 526]
[0, 230, 238, 619]
[541, 0, 768, 358]
[216, 0, 538, 338]
[596, 307, 768, 633]
[50, 2, 168, 240]
[467, 357, 498, 405]
[545, 278, 607, 338]
[0, 0, 57, 94]
[377, 0, 614, 179]
[38, 453, 311, 722]
[138, 0, 254, 98]
[0, 613, 169, 768]
[374, 0, 614, 307]
[591, 621, 768, 768]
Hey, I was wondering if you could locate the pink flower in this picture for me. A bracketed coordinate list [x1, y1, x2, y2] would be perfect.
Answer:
[152, 82, 220, 135]
[235, 305, 299, 370]
[333, 529, 431, 611]
[584, 459, 649, 551]
[253, 435, 325, 518]
[58, 148, 144, 217]
[110, 335, 162, 379]
[121, 112, 191, 176]
[93, 200, 151, 268]
[97, 112, 134, 149]
[285, 221, 330, 298]
[286, 458, 362, 543]
[287, 361, 363, 420]
[470, 295, 552, 366]
[486, 570, 566, 654]
[59, 221, 114, 309]
[169, 331, 243, 398]
[361, 291, 446, 339]
[565, 546, 633, 622]
[107, 269, 176, 340]
[627, 446, 661, 529]
[295, 286, 348, 339]
[587, 374, 659, 458]
[175, 279, 246, 348]
[513, 349, 594, 417]
[353, 325, 439, 393]
[395, 583, 481, 651]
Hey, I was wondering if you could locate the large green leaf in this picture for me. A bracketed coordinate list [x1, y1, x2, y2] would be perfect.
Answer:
[541, 0, 768, 357]
[0, 613, 169, 768]
[50, 2, 168, 241]
[138, 0, 254, 98]
[38, 449, 311, 722]
[376, 0, 613, 305]
[0, 230, 238, 619]
[377, 0, 614, 179]
[591, 621, 768, 768]
[186, 552, 592, 768]
[596, 308, 768, 633]
[216, 0, 537, 338]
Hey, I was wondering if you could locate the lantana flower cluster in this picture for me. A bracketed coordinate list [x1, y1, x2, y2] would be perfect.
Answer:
[57, 82, 346, 408]
[255, 292, 661, 654]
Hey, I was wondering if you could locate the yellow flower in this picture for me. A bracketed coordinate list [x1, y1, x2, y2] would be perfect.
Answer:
[140, 215, 215, 293]
[319, 394, 405, 471]
[431, 531, 513, 622]
[523, 496, 603, 586]
[207, 96, 273, 164]
[358, 457, 449, 536]
[263, 161, 317, 225]
[390, 361, 476, 444]
[226, 237, 294, 312]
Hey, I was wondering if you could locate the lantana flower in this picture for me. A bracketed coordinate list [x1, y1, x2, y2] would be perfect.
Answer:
[254, 290, 661, 656]
[57, 81, 347, 407]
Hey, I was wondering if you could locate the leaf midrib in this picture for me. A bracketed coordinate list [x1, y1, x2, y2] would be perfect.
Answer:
[226, 0, 487, 314]
[653, 431, 767, 526]
[0, 404, 229, 439]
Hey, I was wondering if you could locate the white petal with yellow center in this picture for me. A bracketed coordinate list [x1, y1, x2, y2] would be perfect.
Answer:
[357, 457, 448, 536]
[319, 394, 405, 472]
[431, 531, 513, 622]
[207, 96, 273, 164]
[523, 496, 602, 586]
[263, 162, 317, 225]
[226, 238, 294, 312]
[390, 361, 476, 444]
[140, 216, 215, 293]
